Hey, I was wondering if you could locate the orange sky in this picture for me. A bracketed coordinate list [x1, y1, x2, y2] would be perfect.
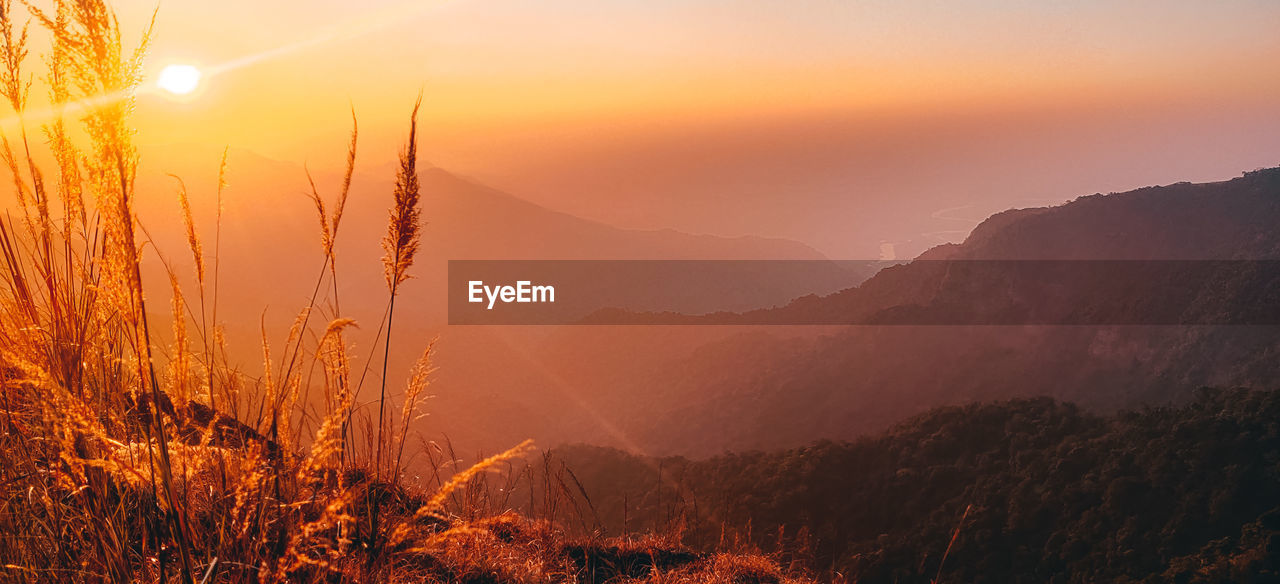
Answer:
[108, 0, 1276, 154]
[21, 0, 1280, 256]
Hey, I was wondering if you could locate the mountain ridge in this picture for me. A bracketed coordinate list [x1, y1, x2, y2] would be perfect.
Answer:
[530, 168, 1280, 455]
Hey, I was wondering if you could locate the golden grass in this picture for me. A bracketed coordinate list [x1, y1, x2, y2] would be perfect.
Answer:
[0, 3, 814, 583]
[0, 2, 542, 581]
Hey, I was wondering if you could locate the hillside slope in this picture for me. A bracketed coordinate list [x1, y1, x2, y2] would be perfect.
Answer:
[547, 388, 1280, 583]
[569, 169, 1280, 454]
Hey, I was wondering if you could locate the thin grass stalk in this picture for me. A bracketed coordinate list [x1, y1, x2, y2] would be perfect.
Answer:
[392, 339, 434, 481]
[375, 93, 423, 479]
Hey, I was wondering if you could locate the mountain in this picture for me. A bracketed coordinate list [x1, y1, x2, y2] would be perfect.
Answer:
[526, 169, 1280, 455]
[536, 388, 1280, 584]
[592, 167, 1280, 325]
[130, 149, 1280, 458]
[129, 146, 853, 456]
[134, 146, 834, 330]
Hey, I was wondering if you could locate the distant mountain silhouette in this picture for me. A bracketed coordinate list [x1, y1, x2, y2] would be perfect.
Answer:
[134, 147, 832, 327]
[592, 167, 1280, 325]
[127, 149, 1280, 458]
[128, 146, 850, 456]
[518, 169, 1280, 455]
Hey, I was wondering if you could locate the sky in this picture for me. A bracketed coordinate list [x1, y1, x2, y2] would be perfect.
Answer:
[124, 0, 1280, 150]
[72, 0, 1280, 255]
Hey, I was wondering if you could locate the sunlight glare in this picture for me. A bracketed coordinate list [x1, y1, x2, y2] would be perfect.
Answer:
[157, 64, 202, 96]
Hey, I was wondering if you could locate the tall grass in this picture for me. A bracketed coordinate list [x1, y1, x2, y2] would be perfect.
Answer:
[376, 93, 423, 481]
[0, 2, 534, 582]
[0, 3, 822, 584]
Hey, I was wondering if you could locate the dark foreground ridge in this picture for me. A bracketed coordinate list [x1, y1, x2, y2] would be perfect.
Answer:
[548, 388, 1280, 583]
[377, 511, 807, 584]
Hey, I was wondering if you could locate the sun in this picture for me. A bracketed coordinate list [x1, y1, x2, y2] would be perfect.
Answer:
[156, 64, 202, 96]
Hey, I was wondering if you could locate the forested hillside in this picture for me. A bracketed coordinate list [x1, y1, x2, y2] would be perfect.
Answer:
[541, 388, 1280, 583]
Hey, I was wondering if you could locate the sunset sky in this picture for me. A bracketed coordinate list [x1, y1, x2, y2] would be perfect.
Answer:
[97, 0, 1280, 256]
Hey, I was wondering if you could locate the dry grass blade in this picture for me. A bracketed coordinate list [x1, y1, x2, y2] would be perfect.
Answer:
[172, 175, 205, 286]
[380, 93, 422, 291]
[389, 439, 536, 547]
